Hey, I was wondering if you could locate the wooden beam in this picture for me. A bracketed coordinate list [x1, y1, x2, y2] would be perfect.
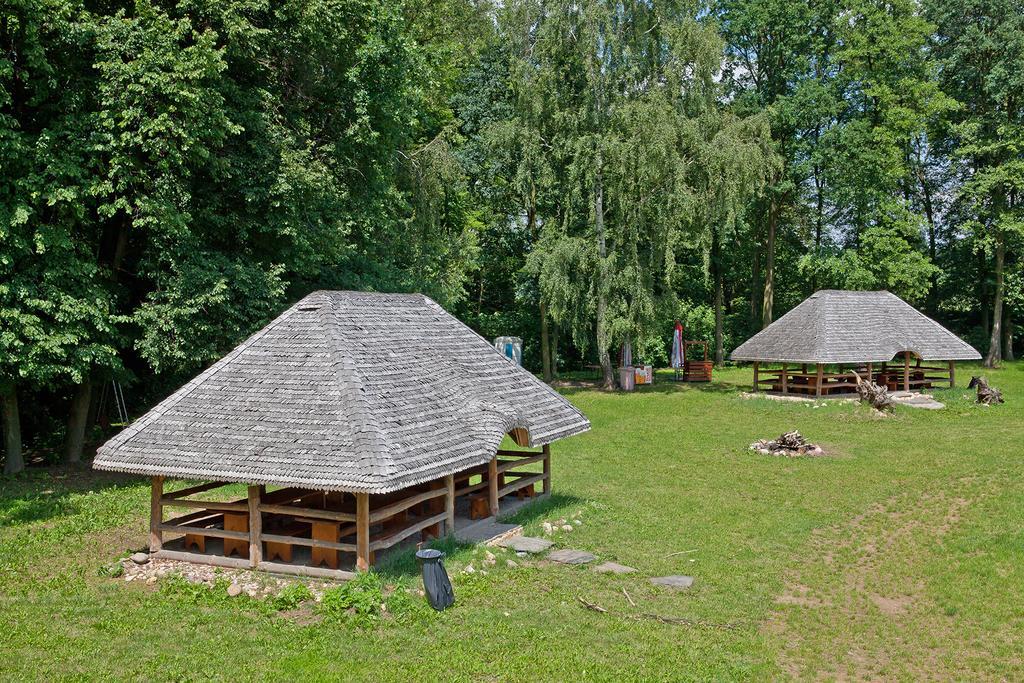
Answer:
[150, 476, 164, 552]
[162, 481, 227, 500]
[753, 362, 760, 392]
[816, 364, 823, 398]
[949, 360, 955, 388]
[496, 452, 547, 473]
[488, 457, 499, 517]
[163, 509, 222, 527]
[369, 487, 447, 524]
[154, 549, 250, 570]
[356, 492, 370, 571]
[444, 474, 455, 535]
[781, 363, 788, 394]
[157, 524, 250, 541]
[370, 511, 449, 552]
[903, 352, 911, 392]
[259, 503, 356, 523]
[160, 498, 248, 512]
[542, 444, 551, 494]
[247, 485, 262, 567]
[260, 532, 356, 552]
[258, 561, 356, 581]
[496, 448, 543, 457]
[497, 472, 546, 499]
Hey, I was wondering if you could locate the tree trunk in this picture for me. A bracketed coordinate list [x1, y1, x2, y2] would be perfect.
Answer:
[712, 227, 724, 365]
[64, 378, 93, 464]
[539, 299, 552, 382]
[979, 250, 990, 340]
[761, 197, 777, 328]
[918, 163, 938, 314]
[594, 157, 614, 389]
[2, 384, 24, 474]
[551, 322, 560, 379]
[985, 231, 1004, 368]
[750, 223, 761, 325]
[1003, 307, 1014, 361]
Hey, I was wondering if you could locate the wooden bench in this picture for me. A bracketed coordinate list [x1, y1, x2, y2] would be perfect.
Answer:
[263, 523, 307, 563]
[223, 511, 249, 558]
[469, 495, 489, 520]
[182, 513, 224, 552]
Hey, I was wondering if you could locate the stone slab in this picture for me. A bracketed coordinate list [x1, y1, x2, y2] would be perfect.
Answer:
[497, 536, 553, 553]
[650, 575, 694, 589]
[593, 561, 636, 574]
[548, 549, 597, 565]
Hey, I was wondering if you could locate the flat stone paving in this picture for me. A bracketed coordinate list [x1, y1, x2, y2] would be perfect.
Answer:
[593, 561, 636, 574]
[650, 575, 695, 589]
[548, 549, 597, 565]
[497, 536, 553, 553]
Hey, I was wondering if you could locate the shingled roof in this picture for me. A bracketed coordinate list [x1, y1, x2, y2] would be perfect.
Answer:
[730, 290, 981, 364]
[94, 291, 591, 493]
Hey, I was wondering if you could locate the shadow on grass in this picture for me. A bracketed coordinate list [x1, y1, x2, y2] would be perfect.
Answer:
[557, 378, 742, 397]
[0, 466, 146, 528]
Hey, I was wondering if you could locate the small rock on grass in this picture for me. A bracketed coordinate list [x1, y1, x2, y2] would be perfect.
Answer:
[593, 561, 636, 574]
[649, 575, 694, 589]
[227, 583, 243, 597]
[130, 552, 150, 565]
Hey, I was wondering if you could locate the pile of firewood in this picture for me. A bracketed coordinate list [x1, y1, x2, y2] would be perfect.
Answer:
[969, 376, 1004, 405]
[750, 430, 824, 457]
[850, 370, 895, 411]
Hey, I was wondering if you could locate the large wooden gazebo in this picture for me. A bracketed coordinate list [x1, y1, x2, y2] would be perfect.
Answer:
[94, 291, 590, 579]
[731, 290, 981, 396]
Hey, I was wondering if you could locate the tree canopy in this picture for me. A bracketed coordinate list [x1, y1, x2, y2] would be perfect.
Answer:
[2, 0, 1021, 470]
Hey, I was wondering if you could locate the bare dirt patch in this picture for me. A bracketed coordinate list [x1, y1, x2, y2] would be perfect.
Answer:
[763, 487, 978, 680]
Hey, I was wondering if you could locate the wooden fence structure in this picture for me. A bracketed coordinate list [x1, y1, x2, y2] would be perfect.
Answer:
[751, 352, 957, 397]
[148, 444, 551, 580]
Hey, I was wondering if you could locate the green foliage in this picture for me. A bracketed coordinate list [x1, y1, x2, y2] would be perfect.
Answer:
[316, 571, 428, 626]
[265, 582, 314, 611]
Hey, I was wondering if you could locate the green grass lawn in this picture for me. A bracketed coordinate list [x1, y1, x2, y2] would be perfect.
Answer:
[3, 364, 1024, 681]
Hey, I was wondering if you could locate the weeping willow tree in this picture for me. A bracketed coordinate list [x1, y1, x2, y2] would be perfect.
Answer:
[513, 0, 777, 386]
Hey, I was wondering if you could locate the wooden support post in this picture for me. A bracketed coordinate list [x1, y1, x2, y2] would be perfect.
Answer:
[542, 443, 551, 494]
[444, 474, 455, 535]
[815, 363, 823, 398]
[247, 485, 262, 568]
[356, 492, 370, 571]
[903, 352, 911, 392]
[867, 362, 873, 383]
[150, 476, 164, 553]
[752, 362, 760, 392]
[488, 456, 499, 517]
[949, 360, 955, 388]
[781, 363, 788, 394]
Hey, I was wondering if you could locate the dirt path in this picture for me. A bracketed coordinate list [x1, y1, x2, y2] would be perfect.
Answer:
[762, 481, 991, 680]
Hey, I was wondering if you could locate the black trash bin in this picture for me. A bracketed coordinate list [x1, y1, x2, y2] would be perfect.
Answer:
[416, 548, 454, 611]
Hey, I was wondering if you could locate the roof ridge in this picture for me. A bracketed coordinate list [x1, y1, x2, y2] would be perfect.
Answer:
[417, 295, 591, 446]
[319, 295, 394, 479]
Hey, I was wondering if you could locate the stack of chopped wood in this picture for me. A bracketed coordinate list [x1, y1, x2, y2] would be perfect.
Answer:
[750, 430, 824, 456]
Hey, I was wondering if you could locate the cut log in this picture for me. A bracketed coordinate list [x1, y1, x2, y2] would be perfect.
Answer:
[850, 370, 895, 412]
[968, 376, 1004, 405]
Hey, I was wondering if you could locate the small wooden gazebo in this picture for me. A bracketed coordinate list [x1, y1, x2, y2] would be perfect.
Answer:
[731, 290, 981, 397]
[94, 291, 590, 579]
